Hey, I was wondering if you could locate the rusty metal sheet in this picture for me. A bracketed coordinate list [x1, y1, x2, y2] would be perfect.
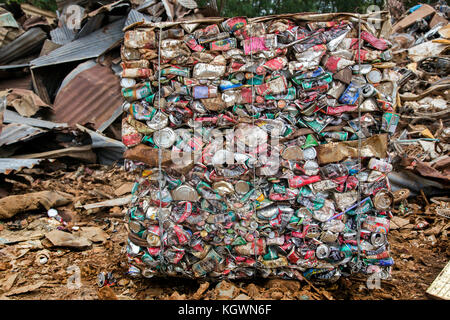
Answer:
[0, 74, 32, 92]
[31, 18, 125, 68]
[317, 134, 388, 165]
[52, 62, 123, 131]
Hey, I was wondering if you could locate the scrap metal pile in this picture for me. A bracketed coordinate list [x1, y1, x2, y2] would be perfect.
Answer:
[121, 12, 399, 281]
[387, 2, 450, 196]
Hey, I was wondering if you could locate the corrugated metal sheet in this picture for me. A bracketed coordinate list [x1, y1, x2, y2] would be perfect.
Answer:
[3, 110, 68, 129]
[0, 123, 46, 147]
[77, 124, 125, 164]
[0, 26, 23, 47]
[75, 13, 105, 39]
[53, 63, 123, 130]
[125, 9, 153, 27]
[136, 0, 158, 11]
[0, 28, 47, 65]
[0, 64, 29, 70]
[56, 59, 97, 96]
[0, 74, 32, 91]
[31, 18, 125, 68]
[50, 24, 77, 45]
[0, 158, 44, 174]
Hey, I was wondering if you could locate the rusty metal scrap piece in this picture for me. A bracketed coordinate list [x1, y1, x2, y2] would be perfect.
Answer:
[317, 134, 388, 165]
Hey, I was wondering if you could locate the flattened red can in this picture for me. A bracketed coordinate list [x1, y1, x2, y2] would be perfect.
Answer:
[221, 17, 248, 33]
[210, 38, 237, 51]
[255, 76, 288, 96]
[361, 31, 389, 51]
[323, 104, 358, 115]
[288, 175, 321, 188]
[121, 118, 142, 147]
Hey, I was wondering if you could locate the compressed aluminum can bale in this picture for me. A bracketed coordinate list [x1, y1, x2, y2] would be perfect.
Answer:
[120, 13, 397, 282]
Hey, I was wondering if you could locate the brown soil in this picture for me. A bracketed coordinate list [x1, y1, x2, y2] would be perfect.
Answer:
[0, 164, 448, 300]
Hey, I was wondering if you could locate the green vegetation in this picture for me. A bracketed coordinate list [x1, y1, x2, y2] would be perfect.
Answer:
[198, 0, 435, 17]
[5, 0, 435, 17]
[7, 0, 58, 12]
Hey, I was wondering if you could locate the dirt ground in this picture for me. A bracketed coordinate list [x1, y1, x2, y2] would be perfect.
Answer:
[0, 163, 448, 300]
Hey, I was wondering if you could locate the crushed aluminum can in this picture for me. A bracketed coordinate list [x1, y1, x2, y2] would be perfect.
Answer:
[303, 147, 317, 160]
[212, 181, 235, 196]
[316, 244, 330, 259]
[313, 204, 335, 222]
[221, 17, 248, 33]
[234, 180, 251, 195]
[97, 272, 106, 287]
[210, 38, 237, 51]
[193, 63, 226, 79]
[368, 158, 393, 173]
[333, 191, 358, 211]
[366, 68, 382, 84]
[305, 224, 321, 239]
[194, 24, 220, 39]
[370, 233, 387, 247]
[304, 160, 319, 176]
[153, 127, 176, 149]
[373, 189, 394, 211]
[310, 180, 339, 192]
[124, 29, 156, 49]
[255, 75, 288, 96]
[360, 97, 378, 111]
[121, 119, 142, 147]
[338, 81, 360, 105]
[147, 111, 169, 131]
[381, 112, 400, 135]
[146, 226, 161, 247]
[352, 64, 372, 75]
[122, 66, 152, 79]
[122, 82, 152, 102]
[192, 86, 218, 99]
[281, 145, 304, 160]
[121, 78, 136, 88]
[361, 83, 377, 97]
[172, 185, 199, 201]
[129, 220, 145, 233]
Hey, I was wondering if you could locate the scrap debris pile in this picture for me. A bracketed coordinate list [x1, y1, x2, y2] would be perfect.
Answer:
[121, 11, 401, 281]
[0, 0, 206, 167]
[386, 2, 450, 197]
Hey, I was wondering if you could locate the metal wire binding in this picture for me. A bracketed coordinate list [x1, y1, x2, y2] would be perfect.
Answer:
[249, 24, 259, 277]
[354, 13, 363, 273]
[157, 26, 166, 275]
